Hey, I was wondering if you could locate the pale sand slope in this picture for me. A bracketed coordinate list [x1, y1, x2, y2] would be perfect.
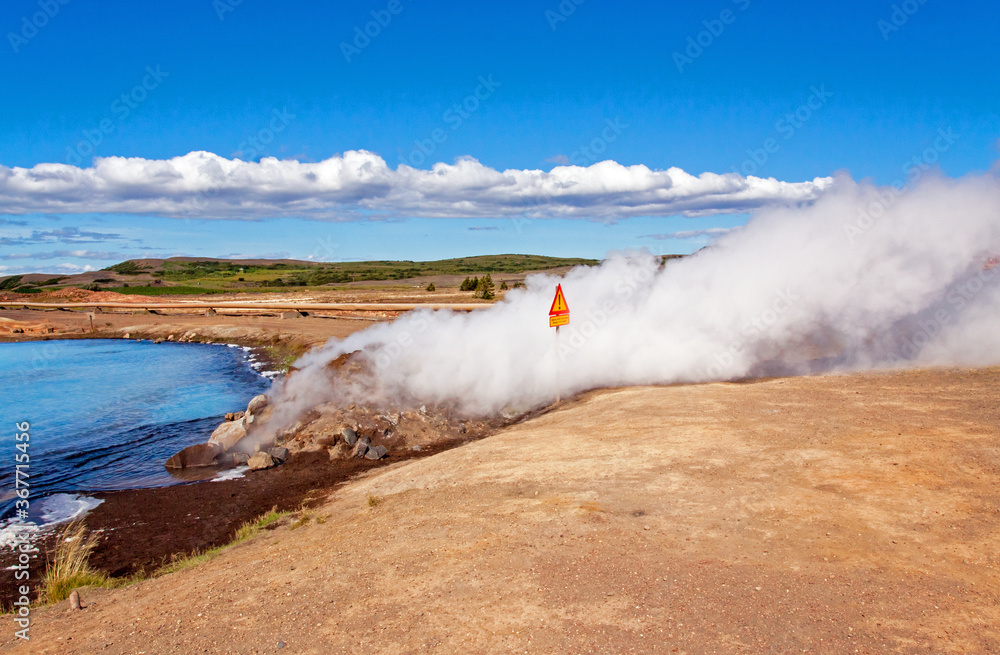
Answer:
[9, 368, 1000, 654]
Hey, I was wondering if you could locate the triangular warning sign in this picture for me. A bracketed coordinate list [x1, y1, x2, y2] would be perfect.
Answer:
[549, 284, 569, 315]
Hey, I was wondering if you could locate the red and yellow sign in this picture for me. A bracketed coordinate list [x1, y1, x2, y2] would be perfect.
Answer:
[549, 284, 570, 328]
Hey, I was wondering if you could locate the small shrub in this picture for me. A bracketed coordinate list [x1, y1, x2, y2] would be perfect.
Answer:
[367, 494, 383, 508]
[426, 282, 436, 292]
[499, 280, 508, 290]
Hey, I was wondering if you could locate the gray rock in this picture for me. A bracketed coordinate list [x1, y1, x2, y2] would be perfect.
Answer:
[341, 427, 358, 446]
[268, 446, 290, 463]
[233, 451, 250, 465]
[359, 436, 371, 447]
[247, 451, 276, 471]
[351, 441, 369, 459]
[365, 445, 388, 460]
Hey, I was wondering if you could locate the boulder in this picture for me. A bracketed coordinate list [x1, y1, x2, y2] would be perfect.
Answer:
[268, 446, 289, 463]
[342, 427, 358, 446]
[208, 419, 247, 451]
[225, 411, 246, 422]
[247, 394, 268, 415]
[165, 442, 222, 469]
[351, 441, 369, 459]
[247, 452, 276, 471]
[233, 451, 251, 465]
[365, 445, 388, 460]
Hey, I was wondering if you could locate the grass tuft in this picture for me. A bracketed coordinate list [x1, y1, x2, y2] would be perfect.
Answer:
[40, 521, 116, 605]
[367, 494, 384, 508]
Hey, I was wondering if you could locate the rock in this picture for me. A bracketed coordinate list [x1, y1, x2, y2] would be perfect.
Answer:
[225, 411, 246, 422]
[208, 419, 247, 451]
[247, 394, 268, 415]
[205, 308, 216, 316]
[69, 590, 82, 610]
[123, 332, 130, 339]
[351, 441, 369, 459]
[247, 452, 276, 471]
[233, 451, 250, 465]
[328, 442, 350, 460]
[341, 427, 358, 446]
[280, 311, 303, 319]
[268, 446, 289, 463]
[365, 445, 388, 460]
[165, 442, 222, 469]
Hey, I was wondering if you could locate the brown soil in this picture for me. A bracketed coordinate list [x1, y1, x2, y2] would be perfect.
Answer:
[5, 366, 1000, 654]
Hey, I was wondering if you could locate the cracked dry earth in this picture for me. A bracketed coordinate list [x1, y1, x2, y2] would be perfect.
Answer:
[6, 367, 1000, 654]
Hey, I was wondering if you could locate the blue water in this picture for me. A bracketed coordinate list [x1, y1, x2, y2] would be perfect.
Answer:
[0, 339, 270, 521]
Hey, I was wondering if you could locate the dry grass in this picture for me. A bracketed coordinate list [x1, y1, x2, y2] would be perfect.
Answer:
[40, 521, 116, 605]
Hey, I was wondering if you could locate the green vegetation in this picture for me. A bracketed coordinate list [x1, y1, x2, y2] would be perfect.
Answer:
[425, 282, 436, 292]
[499, 280, 508, 291]
[367, 494, 384, 508]
[0, 275, 23, 290]
[474, 273, 496, 300]
[147, 254, 598, 288]
[460, 276, 478, 291]
[37, 276, 68, 286]
[103, 261, 147, 275]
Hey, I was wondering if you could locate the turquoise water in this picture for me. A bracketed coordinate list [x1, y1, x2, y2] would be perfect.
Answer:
[0, 339, 269, 522]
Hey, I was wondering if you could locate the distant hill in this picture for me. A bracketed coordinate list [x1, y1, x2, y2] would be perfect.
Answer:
[0, 254, 607, 295]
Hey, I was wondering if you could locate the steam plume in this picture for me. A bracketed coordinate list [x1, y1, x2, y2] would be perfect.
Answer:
[265, 171, 1000, 429]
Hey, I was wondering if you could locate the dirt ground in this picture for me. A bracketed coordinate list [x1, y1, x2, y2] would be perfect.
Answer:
[0, 307, 377, 349]
[5, 366, 999, 654]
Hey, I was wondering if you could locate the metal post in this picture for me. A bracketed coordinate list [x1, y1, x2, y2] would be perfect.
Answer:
[555, 325, 561, 404]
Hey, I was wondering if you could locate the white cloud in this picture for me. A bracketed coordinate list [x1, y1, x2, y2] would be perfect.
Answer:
[53, 263, 95, 273]
[640, 227, 738, 240]
[0, 151, 834, 220]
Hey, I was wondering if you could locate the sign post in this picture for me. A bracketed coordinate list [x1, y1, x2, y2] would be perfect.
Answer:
[549, 284, 570, 403]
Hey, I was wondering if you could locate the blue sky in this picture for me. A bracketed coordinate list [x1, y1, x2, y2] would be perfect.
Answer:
[1, 0, 998, 274]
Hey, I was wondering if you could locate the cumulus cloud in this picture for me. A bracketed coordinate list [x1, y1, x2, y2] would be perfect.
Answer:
[0, 151, 834, 220]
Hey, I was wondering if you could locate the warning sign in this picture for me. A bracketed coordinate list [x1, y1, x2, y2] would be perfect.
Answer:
[549, 284, 569, 328]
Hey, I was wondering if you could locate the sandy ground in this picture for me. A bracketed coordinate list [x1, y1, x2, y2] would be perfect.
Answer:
[0, 308, 376, 349]
[6, 366, 999, 654]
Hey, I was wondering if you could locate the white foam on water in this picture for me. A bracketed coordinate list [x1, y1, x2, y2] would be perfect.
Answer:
[0, 493, 104, 549]
[212, 465, 249, 482]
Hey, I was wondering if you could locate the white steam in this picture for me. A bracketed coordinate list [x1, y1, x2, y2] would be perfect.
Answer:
[268, 171, 1000, 423]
